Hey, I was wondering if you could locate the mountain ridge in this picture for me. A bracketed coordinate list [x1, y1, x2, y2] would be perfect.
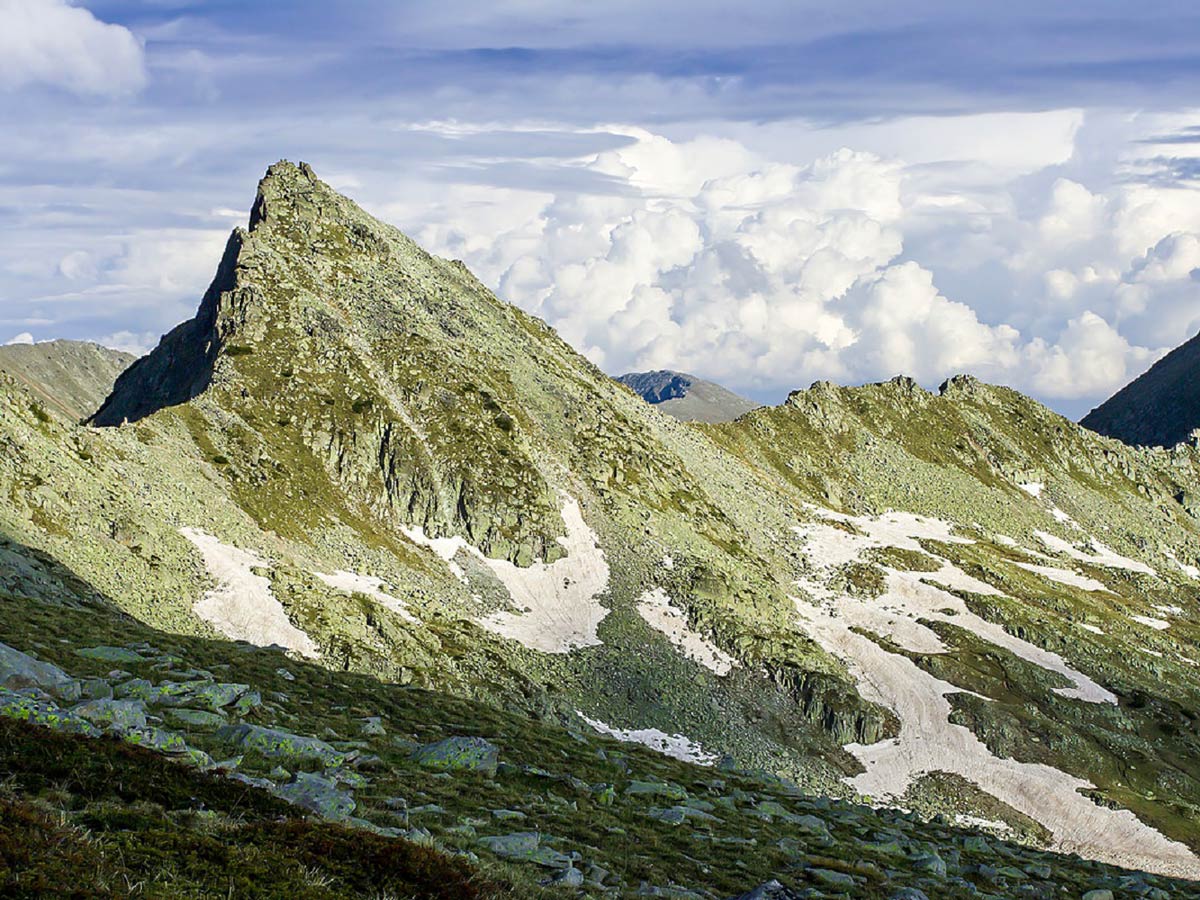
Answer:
[0, 339, 133, 422]
[1083, 329, 1200, 448]
[2, 162, 1200, 890]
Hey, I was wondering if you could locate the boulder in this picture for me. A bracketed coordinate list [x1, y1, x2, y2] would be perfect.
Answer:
[0, 688, 97, 735]
[477, 832, 572, 868]
[124, 726, 190, 754]
[412, 736, 498, 776]
[70, 698, 148, 733]
[215, 723, 345, 765]
[164, 708, 227, 729]
[273, 771, 356, 819]
[75, 646, 144, 664]
[0, 642, 79, 700]
[727, 882, 803, 900]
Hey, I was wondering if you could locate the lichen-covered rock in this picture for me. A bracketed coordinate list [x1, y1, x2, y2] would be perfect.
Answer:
[75, 646, 144, 664]
[215, 723, 345, 765]
[477, 832, 571, 868]
[70, 698, 148, 733]
[164, 707, 226, 729]
[123, 726, 190, 754]
[273, 771, 355, 819]
[0, 688, 98, 735]
[412, 736, 498, 776]
[0, 642, 79, 700]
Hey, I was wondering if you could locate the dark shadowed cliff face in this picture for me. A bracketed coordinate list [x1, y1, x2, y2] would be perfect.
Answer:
[617, 369, 759, 423]
[1083, 330, 1200, 448]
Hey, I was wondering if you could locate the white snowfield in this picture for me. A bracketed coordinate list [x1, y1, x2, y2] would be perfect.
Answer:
[1164, 549, 1200, 579]
[403, 495, 610, 653]
[1014, 562, 1111, 593]
[790, 507, 1200, 879]
[314, 570, 418, 623]
[578, 713, 718, 765]
[1034, 530, 1156, 576]
[1131, 615, 1171, 631]
[180, 528, 320, 658]
[636, 588, 738, 676]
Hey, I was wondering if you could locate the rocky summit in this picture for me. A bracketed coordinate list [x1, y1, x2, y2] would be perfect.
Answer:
[2, 162, 1200, 897]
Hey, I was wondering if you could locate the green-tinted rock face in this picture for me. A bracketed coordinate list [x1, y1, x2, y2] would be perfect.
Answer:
[0, 688, 97, 736]
[74, 646, 145, 664]
[273, 771, 356, 819]
[70, 698, 148, 733]
[412, 736, 499, 776]
[215, 723, 346, 766]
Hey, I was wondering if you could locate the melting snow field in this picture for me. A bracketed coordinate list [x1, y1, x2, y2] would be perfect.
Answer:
[791, 508, 1200, 879]
[637, 588, 738, 675]
[578, 713, 718, 765]
[403, 495, 610, 653]
[180, 528, 320, 658]
[1034, 530, 1156, 576]
[314, 570, 418, 623]
[1014, 562, 1111, 593]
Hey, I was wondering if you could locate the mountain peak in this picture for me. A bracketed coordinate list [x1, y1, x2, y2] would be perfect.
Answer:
[1083, 329, 1200, 447]
[617, 369, 758, 423]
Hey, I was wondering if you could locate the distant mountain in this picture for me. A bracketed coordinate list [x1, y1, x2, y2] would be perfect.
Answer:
[617, 369, 759, 423]
[0, 340, 134, 422]
[1083, 330, 1200, 447]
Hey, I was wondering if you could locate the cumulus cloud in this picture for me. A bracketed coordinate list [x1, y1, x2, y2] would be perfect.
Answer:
[409, 127, 1173, 404]
[5, 332, 35, 345]
[0, 0, 146, 96]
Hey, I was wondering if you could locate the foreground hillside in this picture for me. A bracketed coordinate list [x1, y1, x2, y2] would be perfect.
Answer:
[3, 582, 1198, 897]
[1, 162, 1199, 889]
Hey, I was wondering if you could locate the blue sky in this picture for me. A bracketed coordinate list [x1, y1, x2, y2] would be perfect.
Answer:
[5, 1, 1200, 417]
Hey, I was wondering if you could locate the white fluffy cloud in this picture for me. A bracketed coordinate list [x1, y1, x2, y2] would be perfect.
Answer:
[5, 332, 35, 345]
[407, 124, 1186, 404]
[0, 0, 145, 96]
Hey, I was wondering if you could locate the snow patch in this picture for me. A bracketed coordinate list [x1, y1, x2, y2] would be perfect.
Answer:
[578, 713, 718, 765]
[1034, 530, 1156, 576]
[1078, 623, 1105, 635]
[636, 588, 737, 676]
[314, 570, 417, 623]
[404, 495, 610, 653]
[1164, 549, 1199, 579]
[1131, 615, 1170, 631]
[1019, 482, 1044, 498]
[954, 814, 1015, 837]
[181, 528, 319, 658]
[662, 554, 675, 570]
[1014, 562, 1111, 593]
